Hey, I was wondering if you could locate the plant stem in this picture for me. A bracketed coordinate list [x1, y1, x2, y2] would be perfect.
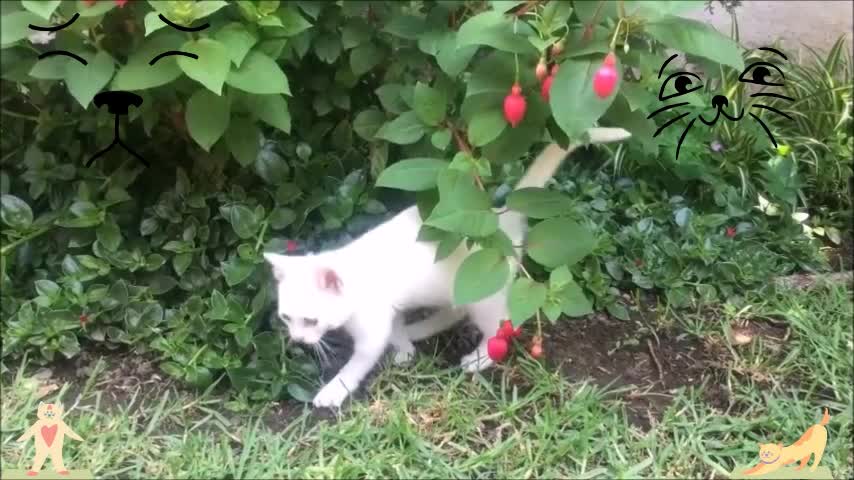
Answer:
[254, 221, 269, 252]
[1, 108, 40, 122]
[1, 227, 51, 257]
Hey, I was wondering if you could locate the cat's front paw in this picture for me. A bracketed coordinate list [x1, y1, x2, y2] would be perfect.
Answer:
[312, 380, 350, 408]
[460, 348, 494, 372]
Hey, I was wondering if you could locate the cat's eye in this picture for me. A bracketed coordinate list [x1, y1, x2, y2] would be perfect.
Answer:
[738, 61, 784, 87]
[303, 318, 318, 327]
[658, 71, 703, 101]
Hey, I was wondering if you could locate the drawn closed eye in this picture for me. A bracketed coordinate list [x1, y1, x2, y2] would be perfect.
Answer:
[38, 50, 87, 65]
[658, 71, 703, 101]
[739, 61, 785, 86]
[149, 51, 198, 65]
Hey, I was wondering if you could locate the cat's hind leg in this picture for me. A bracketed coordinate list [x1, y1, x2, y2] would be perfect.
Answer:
[795, 454, 811, 470]
[460, 290, 507, 372]
[406, 307, 467, 341]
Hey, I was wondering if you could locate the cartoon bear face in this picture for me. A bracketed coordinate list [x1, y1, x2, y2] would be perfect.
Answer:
[36, 402, 63, 421]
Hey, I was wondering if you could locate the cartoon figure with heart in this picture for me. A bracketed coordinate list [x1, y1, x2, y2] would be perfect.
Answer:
[16, 402, 83, 476]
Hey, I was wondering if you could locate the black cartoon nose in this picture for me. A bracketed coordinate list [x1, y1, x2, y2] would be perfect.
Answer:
[94, 90, 143, 115]
[711, 95, 729, 109]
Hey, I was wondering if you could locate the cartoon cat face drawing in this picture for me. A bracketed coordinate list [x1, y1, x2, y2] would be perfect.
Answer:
[27, 12, 211, 167]
[650, 47, 793, 159]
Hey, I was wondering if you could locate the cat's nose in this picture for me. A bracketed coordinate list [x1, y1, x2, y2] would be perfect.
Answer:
[711, 94, 729, 109]
[93, 90, 144, 115]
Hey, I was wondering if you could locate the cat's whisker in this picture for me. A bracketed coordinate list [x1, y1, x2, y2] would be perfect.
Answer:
[647, 102, 689, 120]
[750, 92, 794, 102]
[749, 113, 778, 147]
[652, 111, 691, 138]
[751, 104, 793, 120]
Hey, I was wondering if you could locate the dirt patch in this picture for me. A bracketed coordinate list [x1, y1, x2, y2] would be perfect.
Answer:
[825, 235, 853, 272]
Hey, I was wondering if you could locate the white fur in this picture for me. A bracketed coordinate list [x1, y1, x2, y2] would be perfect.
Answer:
[264, 127, 631, 408]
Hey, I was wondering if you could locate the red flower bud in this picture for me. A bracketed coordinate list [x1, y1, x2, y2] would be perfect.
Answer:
[497, 320, 521, 339]
[593, 53, 618, 98]
[79, 314, 89, 326]
[540, 74, 554, 102]
[286, 240, 298, 252]
[550, 40, 564, 56]
[503, 84, 527, 128]
[487, 336, 509, 362]
[726, 226, 736, 238]
[535, 59, 548, 81]
[115, 0, 128, 7]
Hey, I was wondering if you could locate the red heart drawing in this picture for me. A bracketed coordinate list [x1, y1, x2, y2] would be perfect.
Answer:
[40, 425, 58, 447]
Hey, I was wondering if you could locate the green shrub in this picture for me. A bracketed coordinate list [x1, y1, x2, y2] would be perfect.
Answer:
[0, 0, 820, 401]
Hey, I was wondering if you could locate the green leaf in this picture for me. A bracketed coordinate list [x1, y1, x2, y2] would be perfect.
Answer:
[268, 207, 296, 229]
[457, 10, 536, 54]
[383, 14, 426, 39]
[425, 169, 498, 237]
[244, 94, 291, 133]
[102, 280, 129, 310]
[508, 278, 547, 323]
[431, 129, 452, 150]
[353, 109, 385, 140]
[178, 38, 231, 95]
[375, 111, 428, 145]
[1, 194, 33, 229]
[549, 265, 572, 291]
[413, 82, 447, 126]
[192, 0, 229, 20]
[468, 110, 507, 147]
[173, 253, 192, 276]
[314, 33, 341, 63]
[228, 205, 259, 239]
[550, 56, 621, 139]
[527, 218, 595, 268]
[278, 7, 313, 36]
[376, 158, 448, 191]
[64, 50, 115, 108]
[436, 32, 479, 77]
[96, 218, 122, 252]
[143, 11, 168, 36]
[506, 188, 575, 219]
[225, 117, 261, 166]
[645, 17, 744, 71]
[22, 1, 61, 20]
[35, 279, 61, 300]
[222, 257, 255, 286]
[113, 32, 185, 91]
[375, 84, 407, 114]
[350, 42, 384, 76]
[606, 302, 630, 320]
[214, 23, 258, 67]
[342, 18, 372, 49]
[1, 11, 42, 46]
[254, 146, 289, 184]
[226, 50, 290, 95]
[186, 89, 231, 151]
[558, 278, 593, 317]
[454, 248, 510, 305]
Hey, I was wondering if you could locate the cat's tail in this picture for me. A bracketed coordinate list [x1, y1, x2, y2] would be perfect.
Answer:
[820, 408, 830, 426]
[513, 128, 632, 190]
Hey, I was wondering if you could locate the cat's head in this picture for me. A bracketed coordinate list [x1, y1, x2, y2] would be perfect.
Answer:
[36, 402, 63, 421]
[263, 252, 353, 344]
[758, 442, 783, 461]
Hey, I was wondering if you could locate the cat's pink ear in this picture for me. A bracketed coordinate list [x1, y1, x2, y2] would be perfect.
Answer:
[316, 268, 342, 294]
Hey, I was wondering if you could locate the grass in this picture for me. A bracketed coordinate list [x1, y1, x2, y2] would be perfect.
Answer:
[1, 283, 852, 479]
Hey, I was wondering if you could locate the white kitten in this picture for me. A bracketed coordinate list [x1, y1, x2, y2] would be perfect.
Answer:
[264, 128, 631, 408]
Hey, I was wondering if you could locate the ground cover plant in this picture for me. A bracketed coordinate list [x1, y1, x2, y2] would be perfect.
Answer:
[1, 1, 852, 477]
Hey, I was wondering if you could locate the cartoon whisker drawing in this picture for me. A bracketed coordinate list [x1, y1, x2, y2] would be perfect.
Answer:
[749, 113, 779, 147]
[750, 92, 795, 102]
[651, 48, 794, 160]
[647, 102, 689, 120]
[751, 104, 794, 120]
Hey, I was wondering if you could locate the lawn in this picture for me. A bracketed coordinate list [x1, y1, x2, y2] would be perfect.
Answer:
[2, 282, 851, 479]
